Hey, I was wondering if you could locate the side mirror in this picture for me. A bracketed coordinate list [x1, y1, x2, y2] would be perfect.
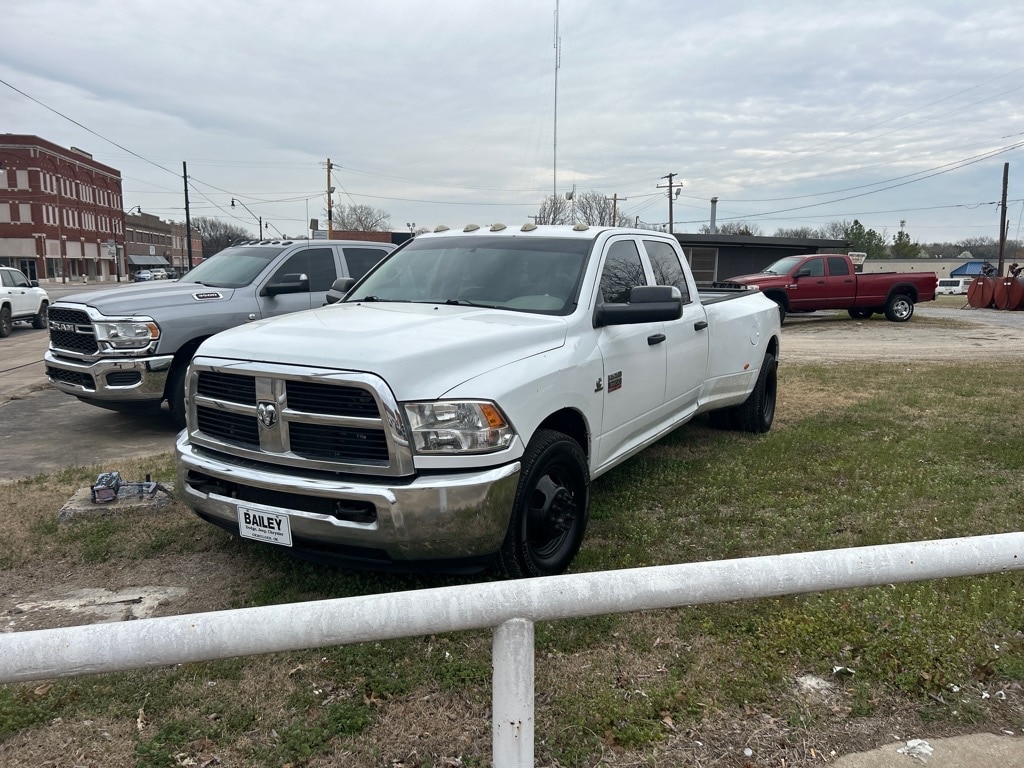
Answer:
[794, 268, 811, 278]
[594, 285, 682, 327]
[324, 276, 356, 305]
[263, 273, 309, 296]
[30, 279, 40, 288]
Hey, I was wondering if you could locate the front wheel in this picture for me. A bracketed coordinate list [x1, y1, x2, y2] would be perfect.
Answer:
[165, 360, 189, 429]
[498, 429, 590, 578]
[32, 301, 49, 329]
[884, 294, 914, 322]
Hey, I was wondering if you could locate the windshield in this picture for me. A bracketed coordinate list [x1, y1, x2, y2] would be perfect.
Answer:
[179, 246, 288, 288]
[760, 256, 804, 275]
[346, 236, 591, 315]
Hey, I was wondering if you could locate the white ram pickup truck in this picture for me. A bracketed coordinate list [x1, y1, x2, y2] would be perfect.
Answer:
[176, 225, 781, 577]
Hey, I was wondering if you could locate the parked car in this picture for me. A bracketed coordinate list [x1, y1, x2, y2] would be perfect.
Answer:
[134, 269, 155, 282]
[149, 268, 169, 280]
[717, 253, 937, 322]
[176, 225, 781, 576]
[45, 239, 396, 427]
[935, 277, 971, 295]
[0, 266, 50, 337]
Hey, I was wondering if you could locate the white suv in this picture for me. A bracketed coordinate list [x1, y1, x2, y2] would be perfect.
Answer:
[0, 266, 50, 337]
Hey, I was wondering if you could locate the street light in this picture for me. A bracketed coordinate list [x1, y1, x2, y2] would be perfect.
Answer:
[230, 198, 262, 240]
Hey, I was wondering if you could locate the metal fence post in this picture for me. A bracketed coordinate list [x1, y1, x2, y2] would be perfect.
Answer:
[493, 618, 535, 768]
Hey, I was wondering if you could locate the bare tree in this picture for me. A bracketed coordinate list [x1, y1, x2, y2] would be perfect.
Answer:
[773, 226, 820, 239]
[699, 221, 762, 236]
[329, 203, 391, 232]
[536, 191, 632, 226]
[192, 217, 253, 257]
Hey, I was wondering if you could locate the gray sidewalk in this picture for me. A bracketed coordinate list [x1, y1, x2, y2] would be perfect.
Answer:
[834, 733, 1024, 767]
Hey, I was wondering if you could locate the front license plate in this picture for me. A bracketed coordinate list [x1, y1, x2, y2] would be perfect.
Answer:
[237, 507, 292, 547]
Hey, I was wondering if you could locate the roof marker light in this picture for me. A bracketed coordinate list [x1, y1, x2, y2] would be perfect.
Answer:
[464, 224, 480, 232]
[490, 223, 507, 232]
[572, 223, 590, 231]
[521, 223, 538, 232]
[433, 225, 450, 233]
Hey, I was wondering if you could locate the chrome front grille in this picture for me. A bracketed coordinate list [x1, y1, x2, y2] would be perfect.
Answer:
[188, 362, 414, 477]
[48, 307, 98, 354]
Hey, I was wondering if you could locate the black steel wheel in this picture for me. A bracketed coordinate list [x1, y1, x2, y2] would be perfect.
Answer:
[848, 308, 873, 320]
[498, 429, 590, 578]
[0, 305, 12, 338]
[737, 351, 778, 433]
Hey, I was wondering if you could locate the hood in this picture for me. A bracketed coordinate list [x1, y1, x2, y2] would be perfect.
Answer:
[197, 302, 569, 400]
[55, 282, 237, 316]
[720, 271, 782, 285]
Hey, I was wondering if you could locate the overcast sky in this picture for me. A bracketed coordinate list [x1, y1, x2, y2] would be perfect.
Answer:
[3, 0, 1023, 245]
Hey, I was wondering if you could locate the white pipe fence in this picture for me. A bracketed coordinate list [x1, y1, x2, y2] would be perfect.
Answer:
[2, 532, 1022, 767]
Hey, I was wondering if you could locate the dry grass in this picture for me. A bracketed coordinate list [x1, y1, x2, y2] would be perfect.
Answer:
[1, 360, 1023, 767]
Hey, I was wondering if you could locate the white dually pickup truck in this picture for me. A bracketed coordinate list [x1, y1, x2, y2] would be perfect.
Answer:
[176, 224, 781, 577]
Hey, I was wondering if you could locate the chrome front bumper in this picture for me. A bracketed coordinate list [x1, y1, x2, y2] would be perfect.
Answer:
[175, 432, 521, 568]
[44, 350, 174, 403]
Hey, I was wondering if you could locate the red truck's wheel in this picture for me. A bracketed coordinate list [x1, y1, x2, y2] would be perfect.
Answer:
[498, 429, 590, 578]
[848, 308, 873, 320]
[884, 294, 914, 322]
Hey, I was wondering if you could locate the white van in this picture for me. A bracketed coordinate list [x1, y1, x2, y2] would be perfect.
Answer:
[935, 277, 971, 295]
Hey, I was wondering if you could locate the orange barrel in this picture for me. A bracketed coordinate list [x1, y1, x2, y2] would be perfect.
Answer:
[967, 276, 996, 308]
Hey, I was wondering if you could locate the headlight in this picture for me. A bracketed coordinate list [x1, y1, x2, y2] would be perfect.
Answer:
[94, 318, 160, 350]
[404, 400, 515, 454]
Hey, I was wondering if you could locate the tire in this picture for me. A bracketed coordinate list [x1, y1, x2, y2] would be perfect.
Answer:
[498, 429, 590, 578]
[0, 305, 12, 338]
[848, 308, 873, 320]
[165, 360, 189, 430]
[767, 296, 786, 324]
[32, 301, 49, 329]
[883, 294, 914, 322]
[736, 351, 778, 433]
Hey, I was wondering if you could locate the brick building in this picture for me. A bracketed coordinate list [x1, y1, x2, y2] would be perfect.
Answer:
[0, 134, 126, 282]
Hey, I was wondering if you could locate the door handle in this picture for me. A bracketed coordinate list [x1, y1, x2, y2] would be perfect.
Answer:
[694, 320, 708, 331]
[647, 333, 666, 345]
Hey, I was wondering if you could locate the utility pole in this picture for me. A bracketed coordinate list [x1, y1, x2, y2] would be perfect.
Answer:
[326, 158, 334, 239]
[657, 173, 678, 233]
[183, 161, 193, 273]
[609, 194, 626, 226]
[997, 162, 1008, 277]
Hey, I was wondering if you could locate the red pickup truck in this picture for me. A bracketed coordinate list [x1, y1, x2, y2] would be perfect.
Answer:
[716, 253, 936, 323]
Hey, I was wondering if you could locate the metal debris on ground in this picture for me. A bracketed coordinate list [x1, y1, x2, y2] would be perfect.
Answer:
[89, 471, 169, 504]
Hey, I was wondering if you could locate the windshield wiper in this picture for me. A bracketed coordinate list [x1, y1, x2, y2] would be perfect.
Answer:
[442, 298, 496, 308]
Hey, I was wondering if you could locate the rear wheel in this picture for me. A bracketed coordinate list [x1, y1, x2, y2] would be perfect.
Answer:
[848, 308, 873, 320]
[32, 301, 49, 329]
[884, 294, 914, 322]
[0, 305, 12, 337]
[498, 429, 589, 578]
[737, 351, 777, 433]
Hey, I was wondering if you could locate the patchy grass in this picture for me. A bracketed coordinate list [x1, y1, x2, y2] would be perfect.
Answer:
[0, 362, 1022, 766]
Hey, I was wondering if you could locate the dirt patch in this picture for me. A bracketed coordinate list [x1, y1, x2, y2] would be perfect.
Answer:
[782, 307, 1024, 363]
